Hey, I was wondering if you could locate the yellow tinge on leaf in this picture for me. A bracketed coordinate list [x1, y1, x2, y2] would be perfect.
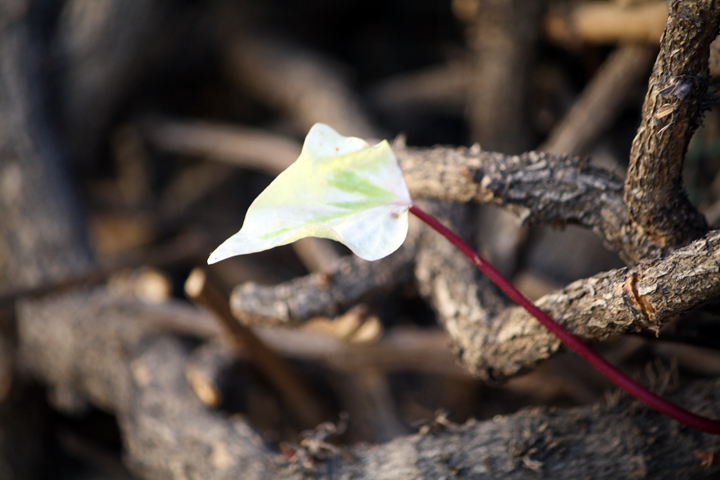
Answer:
[208, 123, 412, 263]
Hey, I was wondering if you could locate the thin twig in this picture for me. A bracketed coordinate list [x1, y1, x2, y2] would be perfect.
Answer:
[541, 44, 656, 156]
[185, 268, 325, 429]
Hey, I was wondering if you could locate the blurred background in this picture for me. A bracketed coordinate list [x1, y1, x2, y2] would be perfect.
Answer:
[3, 0, 720, 478]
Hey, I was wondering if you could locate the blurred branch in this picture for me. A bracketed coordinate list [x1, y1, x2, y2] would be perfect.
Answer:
[466, 0, 544, 153]
[185, 269, 325, 429]
[0, 6, 95, 295]
[0, 229, 216, 309]
[18, 305, 720, 479]
[368, 62, 469, 112]
[223, 35, 379, 138]
[144, 117, 301, 175]
[545, 1, 668, 45]
[541, 44, 656, 156]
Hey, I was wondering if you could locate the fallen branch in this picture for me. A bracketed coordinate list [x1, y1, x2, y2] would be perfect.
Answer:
[16, 291, 720, 479]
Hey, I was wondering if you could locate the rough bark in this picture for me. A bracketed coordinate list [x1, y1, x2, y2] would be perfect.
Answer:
[427, 229, 720, 380]
[231, 237, 418, 325]
[624, 0, 718, 257]
[132, 336, 720, 480]
[16, 292, 720, 479]
[396, 145, 634, 261]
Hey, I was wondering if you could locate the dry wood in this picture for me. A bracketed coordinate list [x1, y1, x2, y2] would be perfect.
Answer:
[214, 0, 720, 384]
[7, 0, 720, 477]
[545, 1, 720, 81]
[16, 294, 720, 479]
[423, 226, 720, 380]
[231, 239, 418, 325]
[545, 1, 668, 45]
[185, 268, 325, 429]
[624, 0, 718, 257]
[144, 118, 301, 175]
[257, 326, 468, 379]
[396, 145, 634, 260]
[128, 336, 720, 479]
[227, 158, 720, 381]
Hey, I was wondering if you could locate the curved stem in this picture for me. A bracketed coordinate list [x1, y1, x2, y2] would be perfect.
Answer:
[410, 204, 720, 434]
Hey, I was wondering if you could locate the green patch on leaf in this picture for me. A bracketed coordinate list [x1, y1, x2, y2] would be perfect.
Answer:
[208, 123, 413, 263]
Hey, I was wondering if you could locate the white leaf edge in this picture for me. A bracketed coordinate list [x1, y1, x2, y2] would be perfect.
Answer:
[208, 123, 412, 264]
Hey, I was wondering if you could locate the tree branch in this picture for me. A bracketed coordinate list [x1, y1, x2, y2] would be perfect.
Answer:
[624, 0, 718, 258]
[230, 238, 418, 325]
[540, 44, 656, 157]
[465, 0, 543, 153]
[228, 196, 720, 382]
[421, 226, 720, 381]
[395, 145, 638, 262]
[17, 292, 720, 479]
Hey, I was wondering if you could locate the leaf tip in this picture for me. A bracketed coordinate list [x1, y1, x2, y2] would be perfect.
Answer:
[207, 243, 236, 265]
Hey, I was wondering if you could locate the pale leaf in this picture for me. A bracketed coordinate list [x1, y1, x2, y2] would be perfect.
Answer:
[208, 123, 412, 263]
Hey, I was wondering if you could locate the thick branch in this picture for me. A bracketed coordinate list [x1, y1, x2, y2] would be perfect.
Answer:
[228, 201, 720, 383]
[230, 240, 417, 325]
[132, 336, 720, 480]
[394, 145, 640, 262]
[624, 0, 718, 255]
[425, 228, 720, 381]
[17, 292, 720, 479]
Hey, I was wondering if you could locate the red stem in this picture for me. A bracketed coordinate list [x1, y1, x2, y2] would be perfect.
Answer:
[409, 204, 720, 434]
